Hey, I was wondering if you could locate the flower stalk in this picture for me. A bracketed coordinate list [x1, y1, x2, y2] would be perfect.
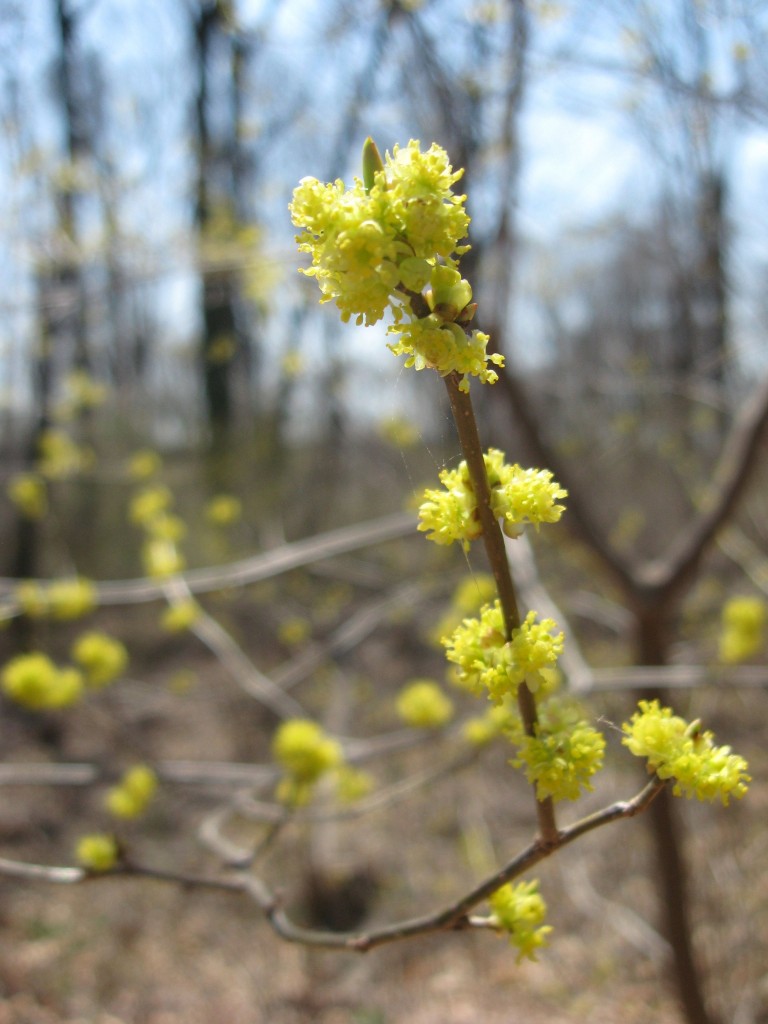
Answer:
[444, 371, 559, 844]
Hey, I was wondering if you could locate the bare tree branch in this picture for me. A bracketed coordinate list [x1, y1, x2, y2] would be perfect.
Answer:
[0, 778, 665, 951]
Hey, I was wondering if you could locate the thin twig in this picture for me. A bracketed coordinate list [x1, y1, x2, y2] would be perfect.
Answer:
[0, 778, 666, 951]
[443, 372, 559, 845]
[0, 511, 416, 608]
[163, 577, 305, 719]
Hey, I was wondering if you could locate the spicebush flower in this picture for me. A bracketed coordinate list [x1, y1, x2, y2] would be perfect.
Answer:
[72, 631, 128, 687]
[396, 679, 454, 729]
[463, 698, 522, 747]
[106, 765, 158, 819]
[444, 602, 564, 703]
[75, 834, 119, 872]
[513, 700, 605, 802]
[388, 318, 502, 389]
[126, 449, 162, 480]
[13, 578, 97, 620]
[418, 449, 566, 550]
[290, 139, 503, 391]
[1, 652, 83, 710]
[7, 473, 48, 519]
[205, 494, 242, 526]
[489, 880, 552, 962]
[273, 719, 343, 806]
[46, 577, 97, 620]
[719, 595, 766, 663]
[161, 599, 201, 633]
[622, 700, 750, 805]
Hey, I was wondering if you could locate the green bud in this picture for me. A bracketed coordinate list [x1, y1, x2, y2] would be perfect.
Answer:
[427, 265, 473, 321]
[362, 137, 384, 193]
[398, 256, 432, 292]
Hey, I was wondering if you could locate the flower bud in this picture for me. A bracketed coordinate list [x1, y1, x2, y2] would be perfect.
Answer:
[427, 265, 473, 321]
[362, 136, 384, 193]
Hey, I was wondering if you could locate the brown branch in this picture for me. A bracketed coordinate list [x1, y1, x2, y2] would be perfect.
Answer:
[0, 511, 416, 607]
[443, 372, 558, 846]
[640, 371, 768, 599]
[0, 779, 665, 951]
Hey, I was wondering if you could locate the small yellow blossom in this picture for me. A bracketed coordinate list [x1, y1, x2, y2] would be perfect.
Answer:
[444, 603, 564, 704]
[127, 449, 163, 480]
[16, 580, 50, 618]
[513, 701, 605, 802]
[622, 700, 750, 805]
[46, 577, 97, 620]
[205, 494, 242, 526]
[7, 473, 48, 519]
[144, 513, 187, 542]
[57, 369, 108, 417]
[489, 880, 552, 962]
[161, 599, 200, 632]
[1, 652, 83, 710]
[75, 833, 119, 872]
[378, 415, 420, 449]
[105, 764, 158, 819]
[273, 719, 342, 787]
[396, 679, 454, 728]
[719, 595, 765, 664]
[335, 765, 374, 803]
[142, 538, 185, 578]
[37, 429, 92, 479]
[277, 617, 311, 647]
[418, 450, 566, 551]
[71, 631, 128, 687]
[129, 485, 174, 527]
[463, 700, 522, 746]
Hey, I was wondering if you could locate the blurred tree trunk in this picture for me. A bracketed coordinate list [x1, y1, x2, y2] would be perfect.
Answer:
[193, 0, 243, 449]
[11, 0, 91, 591]
[695, 171, 727, 387]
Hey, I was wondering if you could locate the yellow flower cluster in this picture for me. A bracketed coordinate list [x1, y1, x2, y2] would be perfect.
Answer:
[129, 484, 174, 526]
[396, 679, 454, 729]
[16, 577, 97, 620]
[7, 473, 48, 520]
[444, 598, 606, 802]
[719, 595, 765, 663]
[129, 483, 187, 578]
[37, 428, 93, 480]
[488, 880, 552, 962]
[105, 765, 158, 819]
[72, 631, 128, 687]
[205, 494, 242, 526]
[1, 631, 127, 710]
[463, 699, 521, 747]
[55, 369, 108, 420]
[513, 700, 605, 802]
[75, 833, 119, 872]
[290, 139, 502, 392]
[418, 449, 566, 551]
[444, 602, 564, 704]
[622, 700, 750, 804]
[5, 417, 100, 522]
[387, 311, 503, 390]
[272, 719, 343, 806]
[1, 652, 83, 710]
[126, 448, 163, 480]
[161, 598, 201, 633]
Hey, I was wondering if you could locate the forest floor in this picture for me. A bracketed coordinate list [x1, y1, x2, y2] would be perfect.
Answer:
[1, 536, 765, 1024]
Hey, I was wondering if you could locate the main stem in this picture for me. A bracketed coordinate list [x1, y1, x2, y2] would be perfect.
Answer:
[443, 372, 558, 846]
